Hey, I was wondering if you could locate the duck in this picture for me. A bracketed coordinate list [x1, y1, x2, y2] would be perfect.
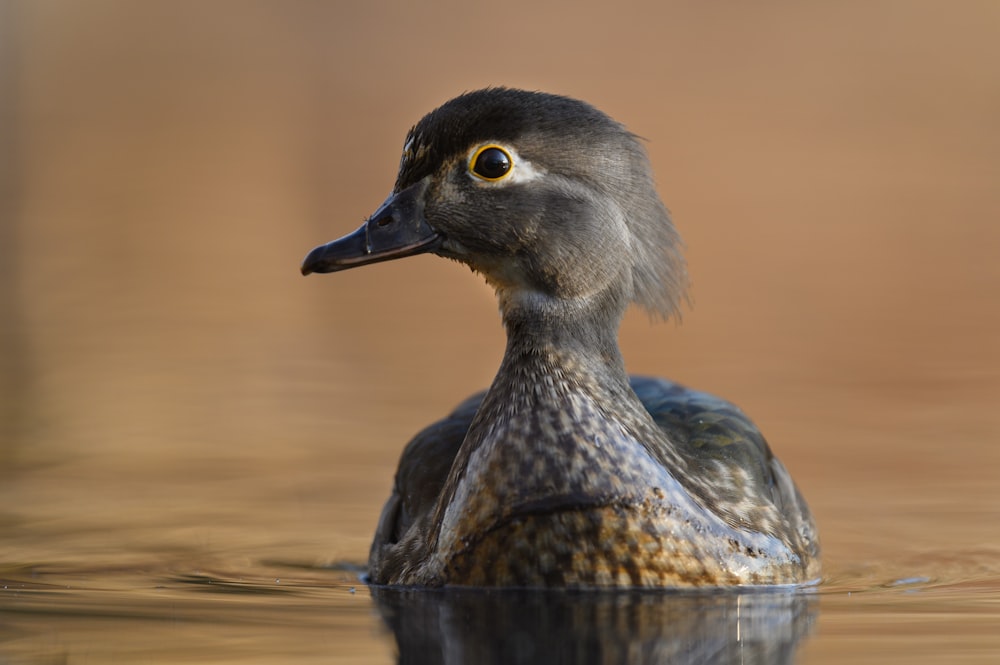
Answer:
[301, 87, 819, 588]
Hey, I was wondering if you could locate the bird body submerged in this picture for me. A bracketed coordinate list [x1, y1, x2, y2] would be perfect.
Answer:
[302, 88, 819, 587]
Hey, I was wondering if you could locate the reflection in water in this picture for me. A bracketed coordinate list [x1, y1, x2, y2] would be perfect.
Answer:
[371, 585, 816, 665]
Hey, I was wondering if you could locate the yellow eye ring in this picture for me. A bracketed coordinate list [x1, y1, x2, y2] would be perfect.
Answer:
[469, 144, 513, 181]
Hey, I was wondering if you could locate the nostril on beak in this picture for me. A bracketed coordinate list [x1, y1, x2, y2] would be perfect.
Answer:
[376, 214, 394, 227]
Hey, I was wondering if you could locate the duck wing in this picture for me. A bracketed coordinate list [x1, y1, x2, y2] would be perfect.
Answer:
[630, 376, 776, 499]
[370, 391, 484, 551]
[631, 375, 817, 550]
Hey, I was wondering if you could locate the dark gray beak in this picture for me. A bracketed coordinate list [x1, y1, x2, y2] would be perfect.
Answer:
[301, 180, 441, 275]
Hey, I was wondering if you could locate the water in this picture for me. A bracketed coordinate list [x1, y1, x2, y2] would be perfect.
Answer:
[3, 2, 1000, 663]
[3, 562, 999, 663]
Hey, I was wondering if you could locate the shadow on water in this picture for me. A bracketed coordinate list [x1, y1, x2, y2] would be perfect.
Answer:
[370, 585, 816, 665]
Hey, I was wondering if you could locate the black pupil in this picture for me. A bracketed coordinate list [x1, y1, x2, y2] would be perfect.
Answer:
[474, 148, 511, 179]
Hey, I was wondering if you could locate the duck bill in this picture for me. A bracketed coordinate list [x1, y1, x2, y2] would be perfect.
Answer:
[300, 180, 441, 275]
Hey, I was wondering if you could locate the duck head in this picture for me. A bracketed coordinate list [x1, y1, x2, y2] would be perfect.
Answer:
[302, 87, 687, 322]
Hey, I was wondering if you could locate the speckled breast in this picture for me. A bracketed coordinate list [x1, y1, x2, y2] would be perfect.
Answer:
[425, 391, 814, 587]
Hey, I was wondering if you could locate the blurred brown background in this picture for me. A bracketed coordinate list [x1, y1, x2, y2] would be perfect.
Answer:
[1, 0, 998, 579]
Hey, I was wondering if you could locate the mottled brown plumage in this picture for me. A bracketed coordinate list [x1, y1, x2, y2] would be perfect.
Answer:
[302, 88, 819, 587]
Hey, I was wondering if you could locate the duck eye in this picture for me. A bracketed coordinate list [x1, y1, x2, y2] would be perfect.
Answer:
[470, 145, 513, 181]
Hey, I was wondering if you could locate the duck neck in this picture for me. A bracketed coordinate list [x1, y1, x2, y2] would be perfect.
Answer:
[494, 287, 631, 394]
